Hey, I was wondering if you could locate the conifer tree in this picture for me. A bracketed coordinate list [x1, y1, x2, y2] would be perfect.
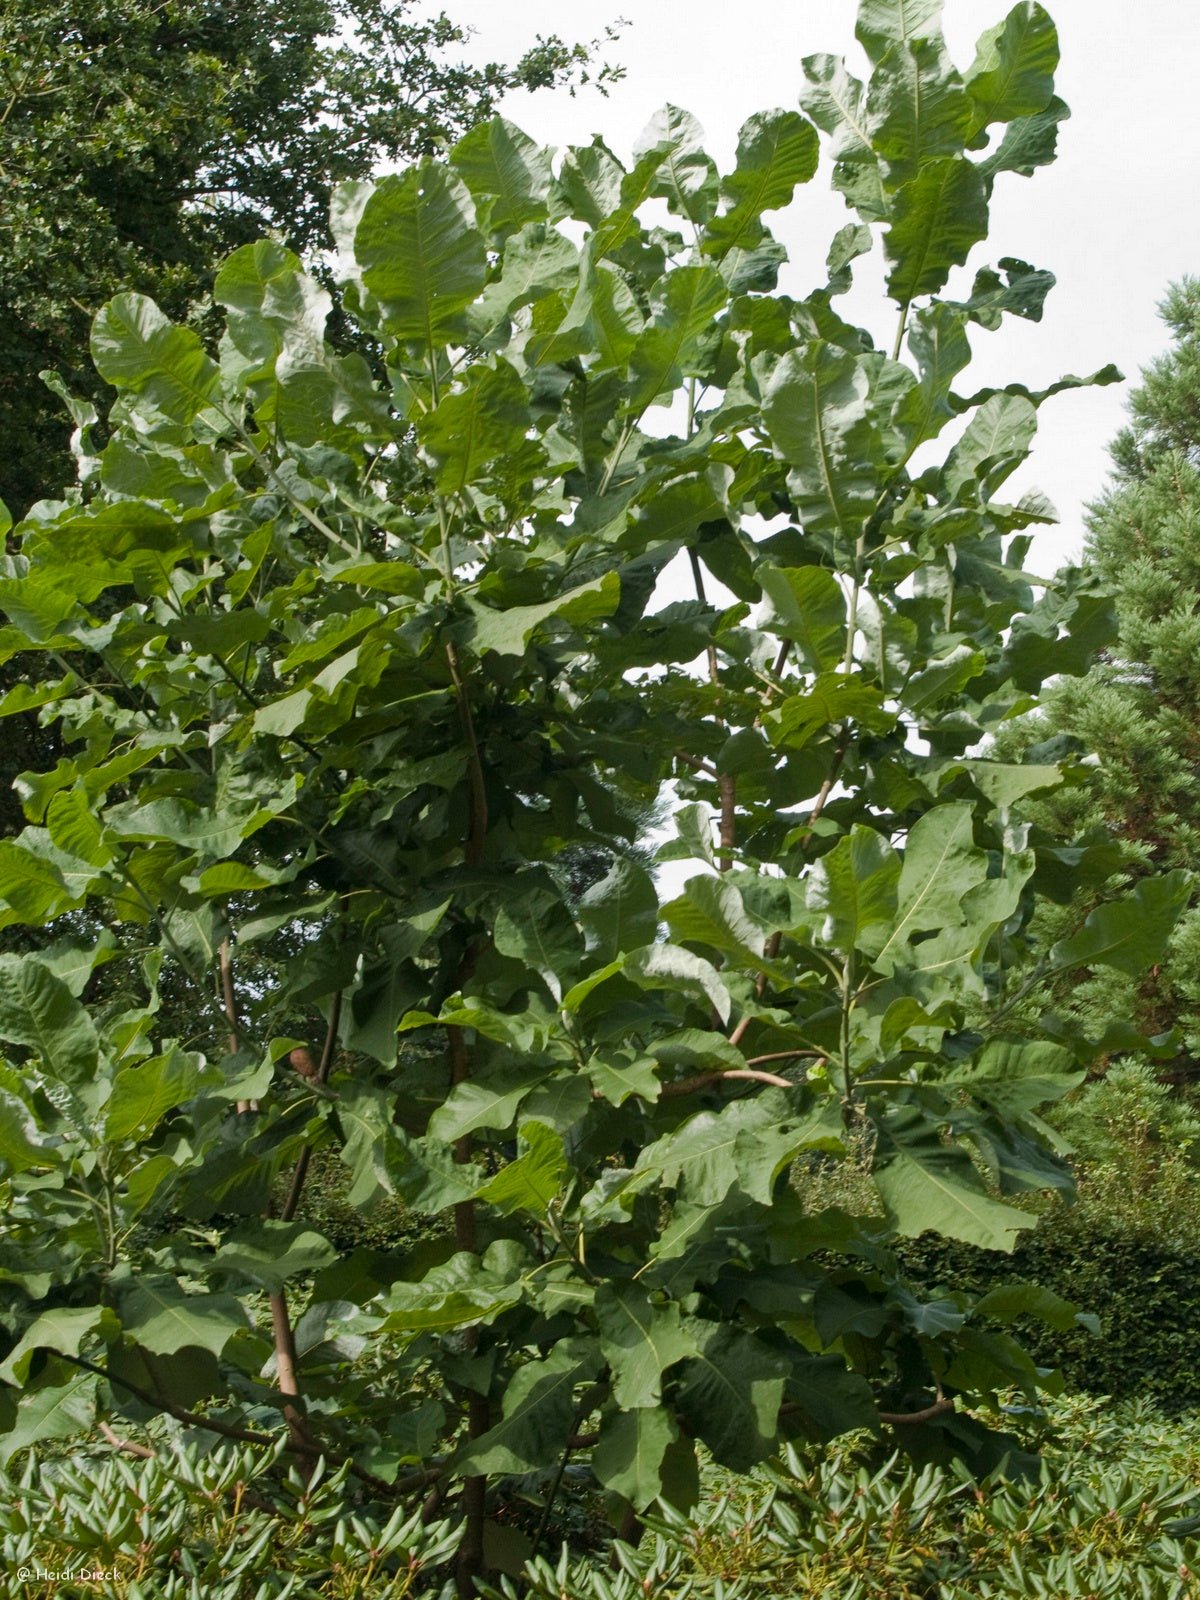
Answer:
[1003, 280, 1200, 1072]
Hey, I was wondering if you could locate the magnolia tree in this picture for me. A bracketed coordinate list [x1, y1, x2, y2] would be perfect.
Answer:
[0, 0, 1187, 1590]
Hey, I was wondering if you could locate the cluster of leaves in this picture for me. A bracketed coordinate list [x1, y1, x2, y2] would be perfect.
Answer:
[0, 0, 623, 516]
[10, 1394, 1200, 1599]
[0, 0, 1186, 1588]
[901, 1062, 1200, 1407]
[514, 1405, 1200, 1600]
[994, 279, 1200, 1076]
[2, 1437, 460, 1598]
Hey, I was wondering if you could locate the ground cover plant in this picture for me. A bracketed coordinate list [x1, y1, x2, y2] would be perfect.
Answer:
[0, 0, 1186, 1591]
[7, 1396, 1200, 1598]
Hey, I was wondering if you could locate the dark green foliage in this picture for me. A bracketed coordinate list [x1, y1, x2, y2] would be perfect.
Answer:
[902, 1062, 1200, 1407]
[12, 1396, 1200, 1598]
[996, 281, 1200, 1072]
[0, 0, 622, 517]
[0, 3, 1169, 1586]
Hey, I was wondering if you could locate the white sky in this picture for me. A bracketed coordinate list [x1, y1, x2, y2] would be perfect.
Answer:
[431, 0, 1200, 574]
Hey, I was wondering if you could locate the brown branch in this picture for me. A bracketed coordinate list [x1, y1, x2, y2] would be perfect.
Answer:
[877, 1398, 955, 1426]
[717, 771, 737, 872]
[269, 1289, 313, 1460]
[61, 1353, 277, 1447]
[220, 940, 307, 1460]
[744, 1050, 824, 1068]
[279, 991, 344, 1225]
[98, 1421, 154, 1459]
[69, 1353, 402, 1497]
[446, 641, 487, 868]
[660, 1067, 793, 1096]
[673, 749, 717, 777]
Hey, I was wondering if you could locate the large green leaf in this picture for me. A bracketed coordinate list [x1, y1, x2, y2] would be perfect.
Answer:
[468, 572, 621, 658]
[874, 1132, 1033, 1250]
[943, 392, 1037, 494]
[978, 94, 1069, 181]
[577, 857, 660, 961]
[120, 1279, 249, 1358]
[855, 0, 945, 64]
[756, 564, 847, 672]
[592, 1405, 679, 1509]
[1050, 871, 1190, 978]
[458, 1341, 600, 1474]
[965, 2, 1058, 133]
[762, 343, 883, 540]
[355, 162, 488, 347]
[0, 956, 98, 1080]
[676, 1323, 787, 1470]
[91, 292, 221, 422]
[800, 54, 873, 165]
[0, 1371, 96, 1467]
[885, 158, 989, 304]
[0, 1086, 56, 1175]
[866, 37, 970, 183]
[623, 944, 732, 1024]
[494, 889, 584, 1003]
[214, 238, 330, 399]
[942, 1039, 1083, 1115]
[418, 359, 531, 493]
[704, 111, 818, 257]
[427, 1066, 549, 1143]
[476, 1122, 567, 1218]
[213, 1222, 338, 1294]
[626, 266, 726, 411]
[594, 1282, 697, 1409]
[381, 1247, 524, 1335]
[638, 1096, 829, 1208]
[899, 302, 973, 444]
[0, 1306, 117, 1385]
[661, 876, 777, 975]
[106, 1047, 204, 1142]
[872, 802, 986, 974]
[809, 826, 900, 957]
[634, 105, 719, 225]
[450, 117, 552, 236]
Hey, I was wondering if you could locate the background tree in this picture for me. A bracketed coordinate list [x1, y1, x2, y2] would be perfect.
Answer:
[999, 281, 1200, 1075]
[0, 0, 623, 520]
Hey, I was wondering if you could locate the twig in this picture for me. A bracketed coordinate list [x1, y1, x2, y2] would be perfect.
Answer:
[877, 1398, 955, 1426]
[660, 1067, 793, 1096]
[279, 992, 344, 1224]
[727, 743, 849, 1048]
[60, 1353, 276, 1447]
[98, 1422, 154, 1459]
[446, 642, 488, 868]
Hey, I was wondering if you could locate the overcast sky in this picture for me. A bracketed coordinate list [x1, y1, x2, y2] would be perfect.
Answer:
[430, 0, 1200, 573]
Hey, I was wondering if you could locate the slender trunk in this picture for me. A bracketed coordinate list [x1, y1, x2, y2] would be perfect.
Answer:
[449, 1022, 488, 1595]
[220, 936, 309, 1459]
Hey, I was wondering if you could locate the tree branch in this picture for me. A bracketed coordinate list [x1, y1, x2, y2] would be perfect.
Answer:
[446, 641, 487, 869]
[98, 1421, 154, 1459]
[660, 1067, 793, 1096]
[877, 1398, 955, 1426]
[61, 1353, 277, 1447]
[279, 992, 344, 1225]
